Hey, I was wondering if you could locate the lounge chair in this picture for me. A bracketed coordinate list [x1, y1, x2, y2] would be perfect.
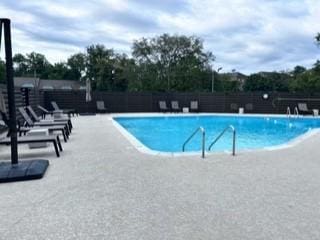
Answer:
[28, 106, 72, 130]
[0, 134, 63, 157]
[297, 103, 314, 115]
[37, 105, 53, 119]
[245, 103, 253, 112]
[0, 124, 63, 157]
[171, 101, 181, 112]
[230, 103, 238, 112]
[51, 101, 78, 117]
[1, 110, 68, 142]
[159, 101, 169, 112]
[190, 101, 199, 112]
[19, 125, 68, 142]
[18, 107, 70, 136]
[96, 101, 107, 113]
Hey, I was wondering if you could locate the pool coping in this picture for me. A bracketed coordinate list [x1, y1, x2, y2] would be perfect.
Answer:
[110, 112, 320, 157]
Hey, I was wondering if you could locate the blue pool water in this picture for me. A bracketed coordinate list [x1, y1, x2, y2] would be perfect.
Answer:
[114, 115, 320, 153]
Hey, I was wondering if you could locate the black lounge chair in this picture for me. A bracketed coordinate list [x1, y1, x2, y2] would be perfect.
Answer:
[19, 125, 68, 142]
[18, 107, 71, 136]
[37, 105, 53, 119]
[0, 132, 63, 157]
[1, 109, 68, 142]
[27, 106, 72, 130]
[171, 101, 181, 112]
[230, 103, 238, 112]
[51, 101, 78, 117]
[12, 117, 68, 142]
[96, 101, 108, 113]
[190, 101, 199, 112]
[159, 101, 169, 112]
[245, 103, 253, 112]
[297, 103, 314, 115]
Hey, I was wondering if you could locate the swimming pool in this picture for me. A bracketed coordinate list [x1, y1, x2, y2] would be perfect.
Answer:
[114, 115, 320, 154]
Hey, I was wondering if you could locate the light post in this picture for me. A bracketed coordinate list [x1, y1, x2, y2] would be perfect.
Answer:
[211, 67, 222, 92]
[111, 69, 115, 81]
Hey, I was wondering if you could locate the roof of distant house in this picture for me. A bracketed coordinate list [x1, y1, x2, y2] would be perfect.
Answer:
[13, 77, 85, 90]
[39, 79, 84, 90]
[14, 77, 40, 88]
[220, 72, 247, 82]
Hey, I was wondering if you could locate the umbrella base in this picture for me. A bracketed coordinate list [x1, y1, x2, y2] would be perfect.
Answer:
[0, 159, 49, 183]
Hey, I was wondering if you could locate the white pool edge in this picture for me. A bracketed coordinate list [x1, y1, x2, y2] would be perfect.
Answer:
[110, 113, 320, 157]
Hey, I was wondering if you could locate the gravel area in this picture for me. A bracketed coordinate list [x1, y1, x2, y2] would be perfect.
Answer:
[0, 114, 320, 240]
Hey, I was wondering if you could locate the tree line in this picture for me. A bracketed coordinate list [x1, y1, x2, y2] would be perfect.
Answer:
[0, 33, 320, 92]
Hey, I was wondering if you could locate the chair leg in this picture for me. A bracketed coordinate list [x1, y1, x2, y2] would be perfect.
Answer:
[64, 129, 69, 139]
[68, 120, 73, 130]
[64, 126, 70, 135]
[63, 126, 69, 137]
[53, 141, 60, 157]
[61, 130, 67, 142]
[56, 136, 63, 151]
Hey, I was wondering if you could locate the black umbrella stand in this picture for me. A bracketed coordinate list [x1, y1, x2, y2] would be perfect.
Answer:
[0, 19, 49, 183]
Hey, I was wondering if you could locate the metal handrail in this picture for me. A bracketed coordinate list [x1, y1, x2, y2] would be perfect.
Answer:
[294, 107, 299, 118]
[182, 127, 205, 158]
[286, 107, 291, 118]
[208, 125, 236, 156]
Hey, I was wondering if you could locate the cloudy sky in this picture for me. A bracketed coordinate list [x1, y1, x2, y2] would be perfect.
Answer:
[1, 0, 320, 74]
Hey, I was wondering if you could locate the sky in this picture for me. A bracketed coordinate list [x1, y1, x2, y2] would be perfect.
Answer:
[1, 0, 320, 74]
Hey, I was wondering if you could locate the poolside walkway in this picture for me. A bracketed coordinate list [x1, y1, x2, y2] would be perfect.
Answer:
[1, 114, 320, 240]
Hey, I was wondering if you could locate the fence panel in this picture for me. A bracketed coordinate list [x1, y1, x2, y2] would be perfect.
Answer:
[1, 85, 320, 115]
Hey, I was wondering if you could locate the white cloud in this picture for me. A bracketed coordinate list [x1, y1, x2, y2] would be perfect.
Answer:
[0, 0, 319, 73]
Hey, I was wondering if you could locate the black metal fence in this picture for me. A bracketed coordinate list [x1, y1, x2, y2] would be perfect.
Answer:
[1, 85, 320, 115]
[44, 90, 320, 114]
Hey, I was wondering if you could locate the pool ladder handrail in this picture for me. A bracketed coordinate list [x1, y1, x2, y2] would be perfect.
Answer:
[294, 107, 299, 118]
[208, 125, 236, 156]
[286, 107, 291, 118]
[182, 127, 205, 158]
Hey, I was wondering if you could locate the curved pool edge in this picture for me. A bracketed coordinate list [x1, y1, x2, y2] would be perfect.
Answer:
[110, 112, 320, 119]
[110, 113, 320, 157]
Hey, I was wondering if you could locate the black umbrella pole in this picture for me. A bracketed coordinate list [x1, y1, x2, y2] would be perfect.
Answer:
[3, 19, 18, 164]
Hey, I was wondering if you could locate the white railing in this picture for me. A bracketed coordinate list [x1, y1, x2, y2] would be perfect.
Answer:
[182, 127, 205, 158]
[208, 125, 236, 156]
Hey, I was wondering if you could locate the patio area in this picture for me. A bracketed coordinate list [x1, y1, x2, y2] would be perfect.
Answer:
[1, 114, 320, 239]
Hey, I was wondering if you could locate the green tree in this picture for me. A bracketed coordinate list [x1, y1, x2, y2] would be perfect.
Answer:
[86, 44, 116, 90]
[243, 72, 290, 92]
[316, 33, 320, 46]
[313, 60, 320, 74]
[112, 53, 135, 91]
[132, 34, 215, 91]
[243, 73, 272, 91]
[26, 52, 52, 79]
[289, 70, 320, 93]
[48, 62, 70, 80]
[67, 53, 86, 80]
[64, 46, 134, 91]
[12, 53, 28, 76]
[292, 65, 306, 76]
[266, 72, 290, 91]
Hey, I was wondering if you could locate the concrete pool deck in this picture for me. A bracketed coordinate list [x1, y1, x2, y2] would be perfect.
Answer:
[1, 114, 320, 239]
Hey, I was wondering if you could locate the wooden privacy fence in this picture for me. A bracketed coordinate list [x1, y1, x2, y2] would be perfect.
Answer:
[0, 85, 44, 124]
